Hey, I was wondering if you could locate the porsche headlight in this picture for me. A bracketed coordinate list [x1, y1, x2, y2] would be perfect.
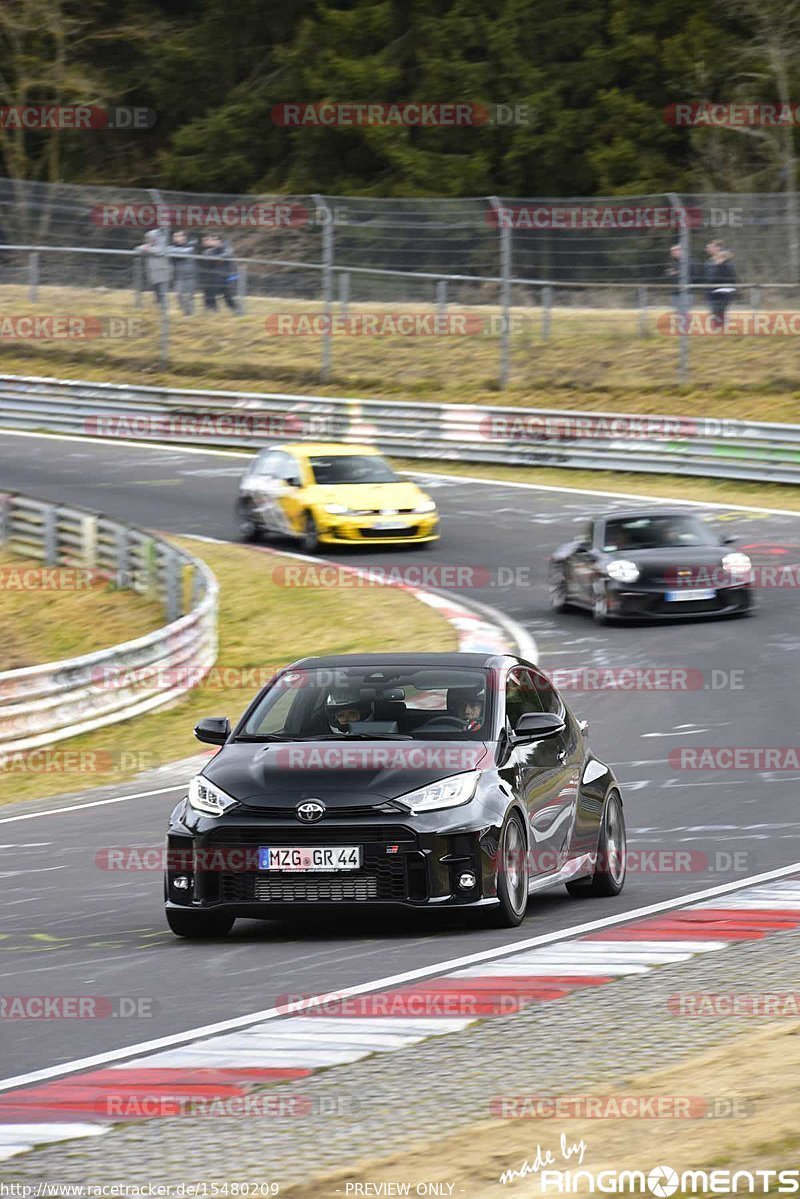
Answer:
[606, 559, 640, 583]
[188, 776, 238, 817]
[324, 504, 349, 515]
[413, 498, 437, 514]
[721, 552, 752, 579]
[400, 771, 479, 814]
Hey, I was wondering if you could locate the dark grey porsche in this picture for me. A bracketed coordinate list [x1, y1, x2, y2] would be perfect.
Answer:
[164, 652, 626, 937]
[549, 509, 754, 623]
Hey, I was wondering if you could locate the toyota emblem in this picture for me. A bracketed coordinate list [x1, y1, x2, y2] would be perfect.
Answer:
[296, 800, 326, 823]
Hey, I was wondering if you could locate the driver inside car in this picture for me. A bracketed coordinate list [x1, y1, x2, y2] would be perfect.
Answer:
[325, 692, 375, 734]
[448, 687, 485, 732]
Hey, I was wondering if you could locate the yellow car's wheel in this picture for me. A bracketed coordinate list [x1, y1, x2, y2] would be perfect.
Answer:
[301, 511, 320, 553]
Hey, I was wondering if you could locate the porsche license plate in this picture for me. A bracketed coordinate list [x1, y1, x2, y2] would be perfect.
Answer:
[258, 846, 362, 872]
[664, 589, 716, 602]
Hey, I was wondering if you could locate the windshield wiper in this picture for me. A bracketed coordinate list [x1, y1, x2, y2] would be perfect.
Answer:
[234, 733, 294, 742]
[296, 733, 412, 741]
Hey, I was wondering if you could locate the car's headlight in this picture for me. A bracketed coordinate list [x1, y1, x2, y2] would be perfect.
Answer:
[399, 771, 479, 814]
[606, 559, 640, 583]
[413, 499, 437, 514]
[188, 776, 238, 817]
[324, 504, 349, 515]
[721, 552, 752, 579]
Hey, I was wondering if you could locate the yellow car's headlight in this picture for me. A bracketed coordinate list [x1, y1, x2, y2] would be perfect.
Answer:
[414, 499, 437, 514]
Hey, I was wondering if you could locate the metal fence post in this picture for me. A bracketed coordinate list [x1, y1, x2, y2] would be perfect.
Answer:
[313, 194, 334, 382]
[436, 279, 447, 322]
[339, 271, 350, 318]
[541, 286, 552, 340]
[489, 197, 511, 389]
[133, 253, 143, 309]
[165, 550, 181, 622]
[81, 514, 98, 568]
[237, 261, 248, 314]
[0, 494, 10, 545]
[43, 504, 58, 566]
[149, 187, 170, 367]
[637, 285, 648, 337]
[28, 252, 39, 302]
[116, 524, 130, 589]
[668, 192, 690, 383]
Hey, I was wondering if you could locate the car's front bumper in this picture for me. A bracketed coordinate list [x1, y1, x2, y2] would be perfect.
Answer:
[604, 581, 753, 620]
[317, 513, 439, 546]
[165, 813, 499, 915]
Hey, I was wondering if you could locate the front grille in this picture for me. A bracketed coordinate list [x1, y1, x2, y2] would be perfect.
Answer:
[360, 526, 417, 539]
[236, 803, 407, 819]
[254, 875, 379, 902]
[221, 857, 409, 903]
[204, 824, 416, 846]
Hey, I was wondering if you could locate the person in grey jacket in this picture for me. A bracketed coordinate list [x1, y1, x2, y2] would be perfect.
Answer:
[136, 228, 171, 309]
[169, 230, 197, 315]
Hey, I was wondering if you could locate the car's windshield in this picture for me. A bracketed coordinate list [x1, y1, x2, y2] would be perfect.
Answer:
[240, 666, 492, 740]
[603, 515, 719, 552]
[309, 455, 398, 485]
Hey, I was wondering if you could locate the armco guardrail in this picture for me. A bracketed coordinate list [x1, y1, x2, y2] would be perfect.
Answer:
[0, 491, 218, 753]
[0, 373, 799, 484]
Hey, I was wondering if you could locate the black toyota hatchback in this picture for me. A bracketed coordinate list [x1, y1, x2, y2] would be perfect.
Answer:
[164, 652, 626, 937]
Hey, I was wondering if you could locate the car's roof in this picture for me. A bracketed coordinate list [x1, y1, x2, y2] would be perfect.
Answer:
[269, 443, 381, 458]
[286, 652, 522, 670]
[595, 507, 700, 521]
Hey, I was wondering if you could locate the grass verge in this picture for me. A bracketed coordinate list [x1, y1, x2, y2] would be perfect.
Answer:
[282, 1020, 800, 1197]
[394, 457, 800, 512]
[0, 550, 164, 671]
[1, 287, 800, 419]
[0, 537, 457, 806]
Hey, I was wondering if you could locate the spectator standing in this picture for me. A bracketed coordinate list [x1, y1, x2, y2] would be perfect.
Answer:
[136, 228, 170, 309]
[169, 230, 197, 315]
[706, 241, 737, 331]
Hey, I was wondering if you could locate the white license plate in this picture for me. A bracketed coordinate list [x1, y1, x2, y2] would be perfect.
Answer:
[258, 846, 361, 872]
[372, 520, 408, 530]
[664, 588, 716, 602]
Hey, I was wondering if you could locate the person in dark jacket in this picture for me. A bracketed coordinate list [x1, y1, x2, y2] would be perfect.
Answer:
[136, 228, 171, 309]
[169, 230, 197, 315]
[705, 241, 737, 330]
[200, 234, 240, 313]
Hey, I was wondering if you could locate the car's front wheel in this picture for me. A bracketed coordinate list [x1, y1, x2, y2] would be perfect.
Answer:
[166, 908, 235, 938]
[549, 567, 570, 613]
[592, 582, 610, 625]
[301, 512, 320, 553]
[566, 790, 626, 898]
[488, 811, 529, 927]
[236, 500, 261, 543]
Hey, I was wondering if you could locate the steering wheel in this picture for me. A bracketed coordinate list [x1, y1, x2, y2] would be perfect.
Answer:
[417, 715, 468, 731]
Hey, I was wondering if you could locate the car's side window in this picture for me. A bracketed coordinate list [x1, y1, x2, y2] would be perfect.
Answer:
[528, 668, 562, 715]
[505, 668, 544, 728]
[252, 687, 298, 734]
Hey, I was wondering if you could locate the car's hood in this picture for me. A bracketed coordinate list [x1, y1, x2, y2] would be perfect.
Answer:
[307, 481, 427, 511]
[203, 739, 492, 808]
[613, 546, 727, 568]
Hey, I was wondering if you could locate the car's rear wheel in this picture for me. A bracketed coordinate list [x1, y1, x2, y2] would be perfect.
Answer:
[488, 811, 529, 927]
[236, 500, 261, 543]
[549, 567, 570, 613]
[166, 908, 235, 938]
[301, 512, 320, 553]
[565, 790, 626, 898]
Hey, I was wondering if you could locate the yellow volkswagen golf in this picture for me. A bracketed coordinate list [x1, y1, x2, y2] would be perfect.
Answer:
[236, 443, 440, 550]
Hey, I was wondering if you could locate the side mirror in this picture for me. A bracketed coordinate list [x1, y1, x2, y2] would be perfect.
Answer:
[194, 716, 230, 746]
[512, 712, 566, 741]
[286, 476, 302, 488]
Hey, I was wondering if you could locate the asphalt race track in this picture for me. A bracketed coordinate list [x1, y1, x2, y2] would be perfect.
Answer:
[2, 430, 800, 1081]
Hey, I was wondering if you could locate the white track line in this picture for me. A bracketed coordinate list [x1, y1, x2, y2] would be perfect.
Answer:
[0, 785, 186, 825]
[1, 860, 797, 1095]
